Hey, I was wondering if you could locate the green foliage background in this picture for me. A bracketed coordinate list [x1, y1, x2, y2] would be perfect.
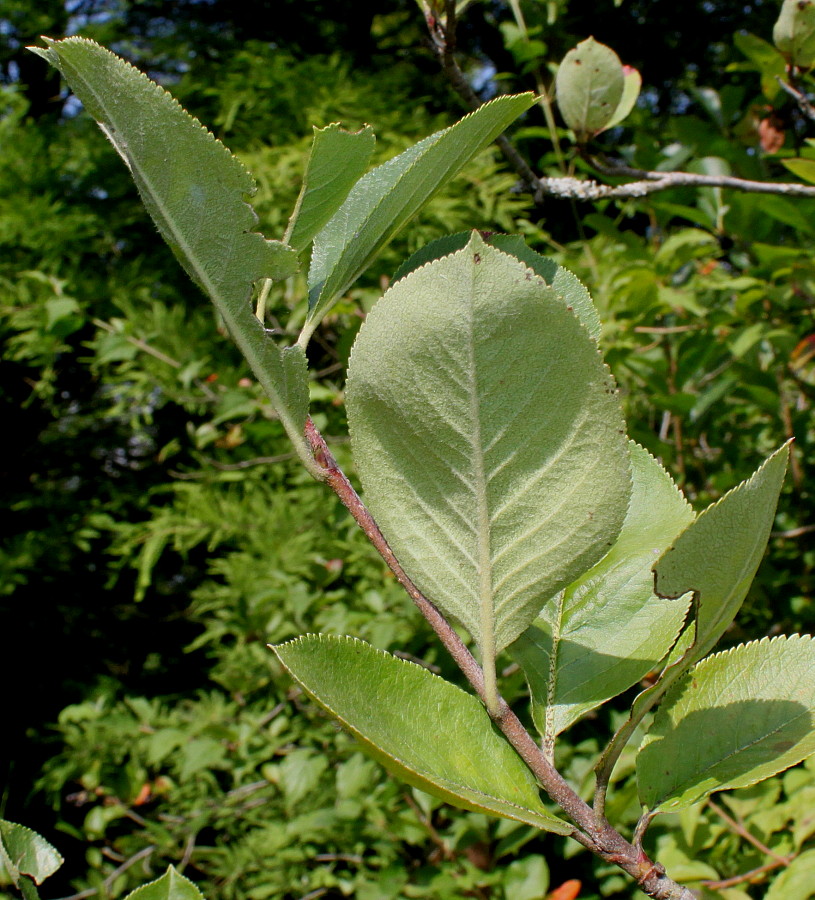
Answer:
[3, 1, 815, 898]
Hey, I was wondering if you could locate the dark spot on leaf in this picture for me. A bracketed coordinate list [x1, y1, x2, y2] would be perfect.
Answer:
[574, 58, 582, 65]
[473, 253, 481, 263]
[774, 740, 795, 752]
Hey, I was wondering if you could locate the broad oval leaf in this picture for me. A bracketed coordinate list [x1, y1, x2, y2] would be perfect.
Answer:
[654, 444, 789, 664]
[392, 231, 601, 339]
[638, 635, 815, 814]
[512, 443, 694, 743]
[272, 635, 571, 833]
[124, 866, 205, 900]
[0, 820, 63, 886]
[285, 123, 376, 253]
[774, 0, 815, 67]
[304, 93, 536, 339]
[555, 38, 624, 141]
[30, 38, 314, 469]
[346, 233, 631, 669]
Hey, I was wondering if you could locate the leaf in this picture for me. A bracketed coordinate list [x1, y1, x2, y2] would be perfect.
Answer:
[304, 92, 535, 339]
[346, 233, 631, 684]
[555, 38, 624, 141]
[0, 820, 63, 887]
[782, 158, 815, 185]
[30, 38, 313, 467]
[124, 866, 205, 900]
[733, 32, 787, 100]
[392, 231, 601, 339]
[271, 635, 571, 833]
[638, 635, 815, 814]
[764, 848, 815, 900]
[603, 65, 642, 131]
[654, 444, 789, 664]
[285, 123, 376, 253]
[512, 443, 694, 743]
[774, 0, 815, 68]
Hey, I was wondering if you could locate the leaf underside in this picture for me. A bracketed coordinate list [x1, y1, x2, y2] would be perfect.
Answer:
[638, 635, 815, 814]
[512, 442, 694, 741]
[31, 37, 309, 447]
[0, 820, 63, 886]
[272, 635, 571, 833]
[346, 233, 631, 665]
[306, 93, 536, 332]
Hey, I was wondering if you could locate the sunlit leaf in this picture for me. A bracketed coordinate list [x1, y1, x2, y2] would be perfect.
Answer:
[124, 866, 205, 900]
[0, 820, 63, 887]
[272, 635, 572, 832]
[555, 38, 624, 140]
[512, 444, 693, 743]
[31, 38, 312, 465]
[638, 635, 815, 814]
[304, 93, 535, 339]
[346, 233, 631, 689]
[655, 444, 789, 664]
[285, 123, 376, 252]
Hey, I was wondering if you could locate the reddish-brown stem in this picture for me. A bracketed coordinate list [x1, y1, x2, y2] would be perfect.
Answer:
[303, 417, 696, 900]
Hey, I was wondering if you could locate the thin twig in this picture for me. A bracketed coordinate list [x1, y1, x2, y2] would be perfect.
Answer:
[705, 798, 792, 864]
[303, 417, 697, 900]
[776, 76, 815, 121]
[771, 523, 815, 538]
[701, 857, 790, 890]
[51, 846, 156, 900]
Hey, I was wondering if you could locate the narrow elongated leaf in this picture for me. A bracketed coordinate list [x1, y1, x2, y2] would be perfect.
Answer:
[392, 231, 601, 339]
[638, 635, 815, 814]
[124, 866, 204, 900]
[285, 123, 376, 252]
[512, 444, 694, 743]
[31, 38, 313, 466]
[654, 444, 789, 664]
[272, 635, 571, 832]
[0, 820, 63, 886]
[346, 234, 631, 677]
[555, 38, 624, 140]
[304, 93, 535, 338]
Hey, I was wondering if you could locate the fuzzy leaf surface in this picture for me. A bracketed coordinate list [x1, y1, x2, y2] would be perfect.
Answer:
[0, 820, 63, 886]
[286, 123, 375, 252]
[512, 443, 694, 742]
[556, 38, 624, 139]
[638, 635, 815, 814]
[272, 635, 571, 832]
[31, 38, 310, 455]
[392, 231, 601, 339]
[346, 234, 631, 663]
[654, 444, 789, 664]
[305, 93, 535, 334]
[124, 866, 205, 900]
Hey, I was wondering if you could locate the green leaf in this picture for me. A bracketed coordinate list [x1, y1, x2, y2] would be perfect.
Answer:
[782, 158, 815, 185]
[654, 444, 789, 664]
[30, 38, 316, 472]
[285, 123, 376, 253]
[764, 847, 815, 900]
[555, 38, 624, 141]
[512, 444, 694, 743]
[0, 820, 63, 887]
[604, 65, 642, 130]
[733, 32, 787, 100]
[346, 233, 631, 689]
[774, 0, 815, 68]
[124, 866, 205, 900]
[271, 635, 571, 833]
[392, 231, 602, 339]
[304, 93, 535, 340]
[638, 635, 815, 814]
